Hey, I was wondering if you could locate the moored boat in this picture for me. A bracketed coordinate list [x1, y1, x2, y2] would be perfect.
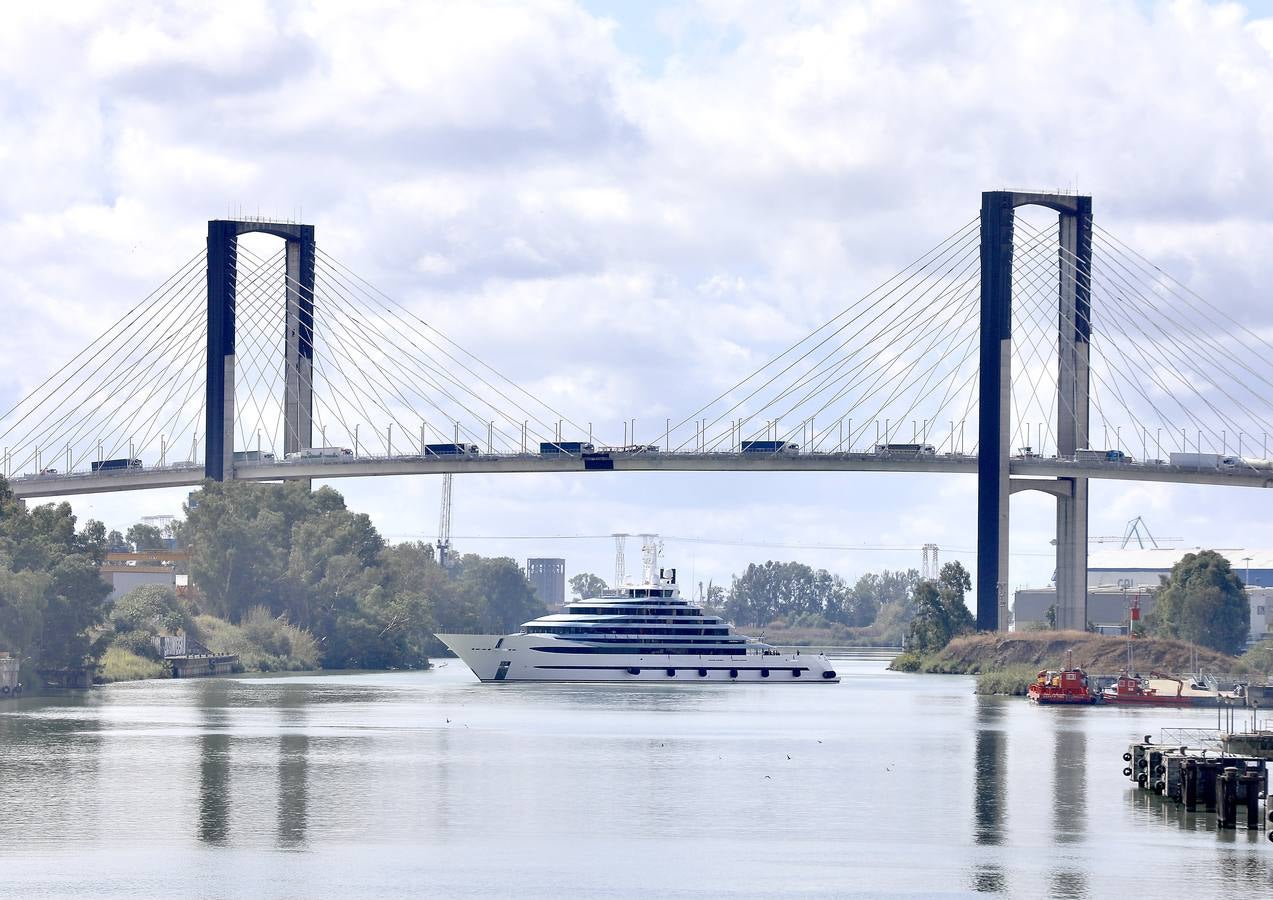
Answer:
[1102, 672, 1218, 707]
[1027, 651, 1098, 704]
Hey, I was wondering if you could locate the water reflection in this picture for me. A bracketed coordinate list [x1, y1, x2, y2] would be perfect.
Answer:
[0, 697, 102, 843]
[970, 698, 1007, 893]
[276, 694, 309, 850]
[1049, 716, 1088, 898]
[198, 682, 232, 845]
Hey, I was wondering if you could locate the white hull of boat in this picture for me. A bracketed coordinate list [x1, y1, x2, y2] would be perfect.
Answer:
[436, 633, 840, 683]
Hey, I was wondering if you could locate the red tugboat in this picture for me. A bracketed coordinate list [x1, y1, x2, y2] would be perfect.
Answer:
[1101, 672, 1213, 707]
[1027, 651, 1099, 705]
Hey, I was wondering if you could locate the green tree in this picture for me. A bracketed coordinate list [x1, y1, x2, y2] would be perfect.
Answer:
[125, 523, 165, 550]
[184, 480, 311, 621]
[453, 555, 545, 633]
[905, 561, 974, 653]
[569, 572, 608, 599]
[1152, 550, 1249, 655]
[111, 583, 190, 634]
[106, 529, 127, 551]
[0, 485, 111, 676]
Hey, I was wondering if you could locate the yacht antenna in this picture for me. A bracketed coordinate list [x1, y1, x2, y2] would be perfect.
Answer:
[612, 533, 629, 587]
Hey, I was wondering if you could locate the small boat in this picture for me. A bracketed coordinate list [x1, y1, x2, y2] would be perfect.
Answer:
[1027, 651, 1098, 705]
[1101, 671, 1217, 706]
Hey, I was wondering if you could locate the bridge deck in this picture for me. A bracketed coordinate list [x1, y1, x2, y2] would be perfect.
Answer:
[7, 453, 1272, 499]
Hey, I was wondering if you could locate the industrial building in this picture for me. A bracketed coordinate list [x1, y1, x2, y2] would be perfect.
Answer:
[1013, 547, 1273, 644]
[526, 558, 566, 609]
[99, 549, 188, 601]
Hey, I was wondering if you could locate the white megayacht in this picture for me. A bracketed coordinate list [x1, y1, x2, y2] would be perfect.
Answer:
[437, 539, 840, 684]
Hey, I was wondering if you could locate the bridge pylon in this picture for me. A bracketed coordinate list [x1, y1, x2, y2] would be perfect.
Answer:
[978, 191, 1092, 632]
[205, 219, 315, 481]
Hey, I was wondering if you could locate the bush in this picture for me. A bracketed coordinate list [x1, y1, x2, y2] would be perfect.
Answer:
[109, 628, 161, 661]
[974, 665, 1040, 696]
[111, 584, 191, 634]
[890, 651, 923, 672]
[195, 610, 319, 672]
[1241, 639, 1273, 676]
[100, 646, 165, 682]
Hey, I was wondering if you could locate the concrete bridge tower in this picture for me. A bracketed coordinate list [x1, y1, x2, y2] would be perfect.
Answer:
[977, 191, 1092, 632]
[205, 220, 316, 481]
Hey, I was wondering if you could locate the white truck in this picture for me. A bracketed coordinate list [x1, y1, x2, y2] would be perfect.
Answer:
[284, 447, 354, 461]
[1168, 452, 1238, 469]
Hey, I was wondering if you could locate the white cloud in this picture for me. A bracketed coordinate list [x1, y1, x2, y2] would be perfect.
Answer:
[4, 0, 1273, 597]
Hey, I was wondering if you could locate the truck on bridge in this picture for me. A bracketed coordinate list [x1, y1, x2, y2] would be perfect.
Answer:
[423, 443, 480, 457]
[1076, 449, 1129, 463]
[1169, 452, 1239, 469]
[233, 450, 275, 463]
[875, 443, 936, 457]
[284, 447, 353, 461]
[539, 441, 595, 456]
[741, 440, 799, 454]
[91, 458, 142, 472]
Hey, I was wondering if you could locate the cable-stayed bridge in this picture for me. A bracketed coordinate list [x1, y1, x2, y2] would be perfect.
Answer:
[3, 190, 1272, 631]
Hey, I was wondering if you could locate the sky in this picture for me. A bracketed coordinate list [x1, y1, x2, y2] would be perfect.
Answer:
[2, 0, 1273, 604]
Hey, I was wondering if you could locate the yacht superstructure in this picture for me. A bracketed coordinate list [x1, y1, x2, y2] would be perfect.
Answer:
[436, 539, 840, 683]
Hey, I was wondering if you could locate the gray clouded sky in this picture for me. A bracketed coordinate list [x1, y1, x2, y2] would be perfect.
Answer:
[3, 0, 1272, 599]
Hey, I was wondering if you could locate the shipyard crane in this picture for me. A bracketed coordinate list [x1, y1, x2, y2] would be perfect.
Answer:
[438, 473, 454, 568]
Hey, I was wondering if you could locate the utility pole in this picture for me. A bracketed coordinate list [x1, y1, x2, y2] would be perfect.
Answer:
[612, 533, 629, 588]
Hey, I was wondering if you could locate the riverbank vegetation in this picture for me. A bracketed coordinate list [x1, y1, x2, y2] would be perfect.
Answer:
[891, 630, 1250, 696]
[0, 477, 112, 688]
[1, 477, 547, 688]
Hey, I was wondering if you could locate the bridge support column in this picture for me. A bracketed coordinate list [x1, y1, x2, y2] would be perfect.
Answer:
[284, 234, 316, 457]
[977, 193, 1015, 632]
[1055, 199, 1092, 631]
[205, 222, 239, 482]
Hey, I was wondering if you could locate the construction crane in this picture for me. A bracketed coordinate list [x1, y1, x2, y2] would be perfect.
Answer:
[437, 473, 454, 568]
[1088, 516, 1180, 550]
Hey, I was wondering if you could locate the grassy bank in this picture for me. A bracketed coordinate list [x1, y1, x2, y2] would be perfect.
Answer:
[893, 631, 1239, 676]
[973, 665, 1044, 696]
[889, 631, 1249, 696]
[99, 647, 165, 682]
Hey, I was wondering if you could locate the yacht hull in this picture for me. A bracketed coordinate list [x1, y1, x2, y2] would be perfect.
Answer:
[435, 633, 840, 683]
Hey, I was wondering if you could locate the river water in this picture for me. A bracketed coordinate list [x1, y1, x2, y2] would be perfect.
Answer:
[1, 658, 1270, 899]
